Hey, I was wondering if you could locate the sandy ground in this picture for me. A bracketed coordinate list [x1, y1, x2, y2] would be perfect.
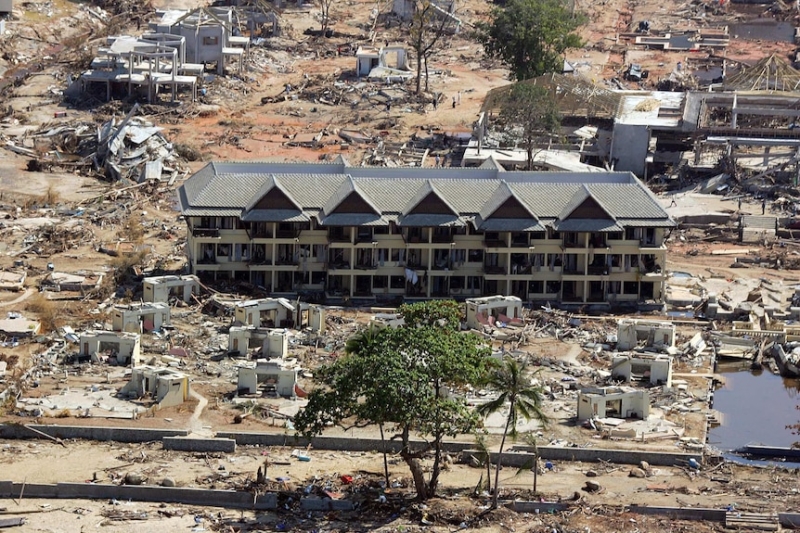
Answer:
[1, 439, 798, 533]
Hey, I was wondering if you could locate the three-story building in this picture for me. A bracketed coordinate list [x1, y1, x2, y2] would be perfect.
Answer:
[178, 159, 673, 306]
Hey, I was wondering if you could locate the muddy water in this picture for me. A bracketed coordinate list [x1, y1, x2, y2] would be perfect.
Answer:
[708, 365, 800, 451]
[730, 19, 796, 42]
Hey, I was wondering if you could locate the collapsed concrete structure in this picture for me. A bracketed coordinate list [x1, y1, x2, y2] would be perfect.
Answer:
[228, 326, 289, 357]
[234, 298, 295, 328]
[355, 44, 411, 81]
[150, 7, 248, 74]
[616, 318, 675, 351]
[120, 366, 190, 408]
[611, 354, 672, 387]
[142, 275, 200, 303]
[112, 303, 171, 333]
[465, 295, 524, 330]
[0, 271, 25, 292]
[577, 386, 650, 421]
[41, 272, 104, 294]
[78, 330, 142, 366]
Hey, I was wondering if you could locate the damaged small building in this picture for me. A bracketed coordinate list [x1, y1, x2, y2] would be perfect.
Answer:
[228, 326, 289, 357]
[237, 358, 299, 397]
[577, 386, 650, 421]
[465, 295, 524, 330]
[112, 302, 171, 333]
[611, 354, 673, 387]
[142, 274, 200, 303]
[355, 44, 411, 81]
[78, 330, 142, 366]
[234, 298, 295, 328]
[120, 366, 190, 408]
[616, 318, 675, 351]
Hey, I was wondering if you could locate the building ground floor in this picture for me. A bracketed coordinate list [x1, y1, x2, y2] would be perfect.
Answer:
[194, 266, 665, 305]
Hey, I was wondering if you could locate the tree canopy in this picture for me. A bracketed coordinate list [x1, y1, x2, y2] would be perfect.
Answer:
[294, 300, 491, 500]
[478, 0, 585, 81]
[497, 83, 561, 169]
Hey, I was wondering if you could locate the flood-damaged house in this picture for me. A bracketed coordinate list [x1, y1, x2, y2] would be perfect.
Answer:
[120, 366, 190, 408]
[79, 330, 142, 366]
[577, 386, 650, 421]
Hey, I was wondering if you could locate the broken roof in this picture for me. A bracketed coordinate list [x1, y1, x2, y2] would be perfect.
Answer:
[482, 74, 623, 120]
[724, 54, 800, 92]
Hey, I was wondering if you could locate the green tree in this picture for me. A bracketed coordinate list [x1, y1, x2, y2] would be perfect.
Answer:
[478, 0, 585, 81]
[497, 83, 561, 170]
[294, 301, 491, 500]
[477, 357, 549, 509]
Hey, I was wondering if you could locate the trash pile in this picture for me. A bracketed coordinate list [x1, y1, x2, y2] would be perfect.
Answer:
[4, 105, 188, 183]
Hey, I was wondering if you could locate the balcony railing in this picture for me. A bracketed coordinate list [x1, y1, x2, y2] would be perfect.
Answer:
[192, 228, 220, 238]
[327, 233, 351, 243]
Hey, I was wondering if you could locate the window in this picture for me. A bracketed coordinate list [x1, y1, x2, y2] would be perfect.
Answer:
[373, 276, 388, 289]
[529, 280, 544, 293]
[468, 249, 483, 262]
[390, 275, 405, 289]
[391, 248, 405, 263]
[373, 226, 389, 235]
[624, 281, 638, 294]
[203, 35, 220, 46]
[311, 271, 327, 285]
[530, 231, 546, 240]
[220, 217, 234, 229]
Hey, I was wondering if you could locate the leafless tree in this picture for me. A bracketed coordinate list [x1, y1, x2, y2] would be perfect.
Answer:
[408, 0, 458, 94]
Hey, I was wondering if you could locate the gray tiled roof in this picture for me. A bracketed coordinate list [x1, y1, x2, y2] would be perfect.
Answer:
[402, 180, 459, 216]
[397, 213, 464, 227]
[178, 163, 673, 226]
[478, 218, 545, 232]
[553, 219, 622, 232]
[240, 209, 308, 222]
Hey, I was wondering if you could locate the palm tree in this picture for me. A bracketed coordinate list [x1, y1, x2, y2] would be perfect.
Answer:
[478, 356, 549, 509]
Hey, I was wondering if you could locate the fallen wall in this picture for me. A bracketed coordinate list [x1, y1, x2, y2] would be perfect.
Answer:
[0, 424, 189, 443]
[0, 481, 276, 510]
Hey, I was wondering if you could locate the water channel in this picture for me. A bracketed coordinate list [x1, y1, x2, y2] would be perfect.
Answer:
[709, 364, 800, 453]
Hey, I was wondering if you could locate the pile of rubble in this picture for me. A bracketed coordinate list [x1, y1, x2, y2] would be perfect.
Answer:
[4, 105, 188, 183]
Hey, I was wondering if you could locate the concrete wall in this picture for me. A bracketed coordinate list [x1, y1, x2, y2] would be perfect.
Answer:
[0, 424, 189, 442]
[466, 446, 702, 467]
[163, 437, 236, 453]
[216, 432, 700, 467]
[611, 123, 649, 177]
[627, 505, 726, 521]
[0, 481, 277, 510]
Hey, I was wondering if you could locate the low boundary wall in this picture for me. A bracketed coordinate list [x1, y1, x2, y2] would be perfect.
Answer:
[0, 481, 276, 510]
[163, 437, 236, 453]
[0, 424, 189, 442]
